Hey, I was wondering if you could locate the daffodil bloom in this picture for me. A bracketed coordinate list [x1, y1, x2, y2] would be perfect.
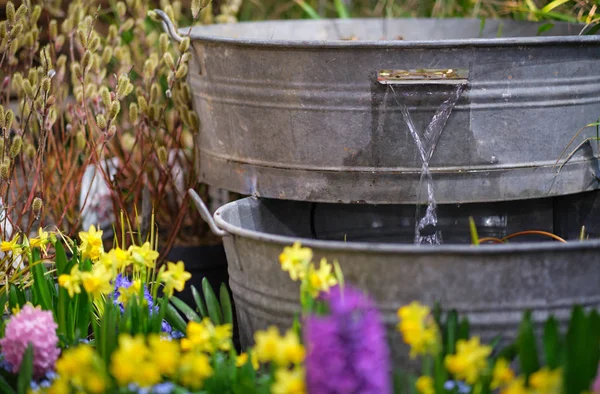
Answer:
[444, 336, 492, 385]
[117, 279, 142, 305]
[236, 351, 259, 370]
[307, 258, 338, 297]
[129, 242, 159, 269]
[58, 265, 82, 297]
[148, 334, 180, 376]
[98, 247, 131, 271]
[529, 367, 562, 394]
[397, 302, 441, 358]
[500, 377, 531, 394]
[160, 260, 191, 297]
[81, 265, 114, 299]
[54, 344, 107, 394]
[492, 358, 516, 389]
[178, 352, 213, 390]
[271, 366, 306, 394]
[279, 242, 312, 281]
[1, 234, 22, 255]
[415, 376, 435, 394]
[274, 329, 305, 366]
[79, 225, 104, 261]
[110, 334, 150, 386]
[29, 227, 50, 252]
[254, 326, 283, 364]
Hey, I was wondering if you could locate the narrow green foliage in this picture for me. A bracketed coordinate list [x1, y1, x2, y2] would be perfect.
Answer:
[457, 317, 470, 341]
[17, 343, 33, 394]
[30, 248, 52, 312]
[517, 311, 539, 382]
[564, 306, 592, 394]
[220, 283, 234, 325]
[192, 284, 209, 318]
[165, 303, 188, 334]
[202, 277, 223, 325]
[469, 216, 479, 246]
[543, 316, 561, 368]
[171, 296, 202, 322]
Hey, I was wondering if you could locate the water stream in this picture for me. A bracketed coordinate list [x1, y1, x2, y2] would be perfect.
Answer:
[388, 84, 466, 245]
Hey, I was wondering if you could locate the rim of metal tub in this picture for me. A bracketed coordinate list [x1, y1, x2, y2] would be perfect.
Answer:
[212, 196, 600, 255]
[173, 18, 600, 49]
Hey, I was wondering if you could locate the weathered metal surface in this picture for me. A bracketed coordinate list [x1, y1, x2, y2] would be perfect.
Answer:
[162, 16, 600, 204]
[207, 195, 600, 365]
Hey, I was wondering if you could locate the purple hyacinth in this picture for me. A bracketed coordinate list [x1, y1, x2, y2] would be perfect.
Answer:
[304, 285, 392, 394]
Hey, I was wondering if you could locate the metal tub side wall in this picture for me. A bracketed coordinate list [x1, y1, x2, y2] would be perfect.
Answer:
[187, 19, 600, 204]
[215, 197, 600, 366]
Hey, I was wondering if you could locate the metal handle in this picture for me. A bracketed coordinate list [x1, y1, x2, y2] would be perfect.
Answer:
[188, 188, 228, 237]
[153, 9, 183, 43]
[378, 69, 469, 85]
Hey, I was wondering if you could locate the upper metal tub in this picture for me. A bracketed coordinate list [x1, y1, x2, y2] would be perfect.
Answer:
[159, 16, 600, 204]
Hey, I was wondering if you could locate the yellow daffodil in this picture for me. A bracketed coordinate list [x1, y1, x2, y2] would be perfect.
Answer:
[54, 344, 107, 394]
[529, 367, 562, 394]
[111, 334, 151, 387]
[1, 234, 22, 255]
[444, 336, 492, 385]
[79, 225, 104, 261]
[274, 329, 305, 366]
[160, 260, 191, 297]
[178, 352, 213, 390]
[129, 242, 159, 269]
[81, 265, 114, 299]
[492, 358, 516, 389]
[181, 319, 213, 352]
[213, 323, 233, 352]
[98, 247, 131, 271]
[58, 265, 82, 297]
[271, 366, 306, 394]
[500, 377, 531, 394]
[416, 376, 435, 394]
[29, 227, 50, 251]
[279, 242, 312, 281]
[148, 334, 180, 377]
[117, 279, 143, 305]
[254, 326, 283, 364]
[397, 302, 441, 358]
[236, 351, 259, 370]
[307, 258, 338, 296]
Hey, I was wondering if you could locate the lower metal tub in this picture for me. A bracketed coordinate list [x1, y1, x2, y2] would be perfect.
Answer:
[192, 193, 600, 364]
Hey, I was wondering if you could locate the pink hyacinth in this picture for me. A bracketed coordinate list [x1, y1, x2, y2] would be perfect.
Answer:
[0, 304, 60, 377]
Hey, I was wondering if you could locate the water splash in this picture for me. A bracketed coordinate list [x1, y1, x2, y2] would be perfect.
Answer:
[389, 84, 466, 245]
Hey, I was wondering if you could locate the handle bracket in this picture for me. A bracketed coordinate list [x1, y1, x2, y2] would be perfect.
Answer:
[378, 69, 469, 85]
[153, 9, 183, 43]
[188, 189, 228, 237]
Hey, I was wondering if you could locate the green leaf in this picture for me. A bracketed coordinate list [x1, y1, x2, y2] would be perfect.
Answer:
[517, 311, 539, 381]
[541, 0, 570, 13]
[17, 343, 33, 394]
[295, 0, 321, 19]
[202, 278, 223, 325]
[457, 317, 470, 341]
[192, 285, 208, 319]
[564, 306, 590, 394]
[219, 283, 234, 325]
[8, 286, 19, 312]
[543, 316, 561, 368]
[445, 310, 458, 355]
[165, 303, 188, 334]
[469, 217, 479, 245]
[333, 0, 349, 18]
[31, 249, 52, 311]
[54, 241, 69, 276]
[171, 296, 202, 322]
[537, 23, 555, 36]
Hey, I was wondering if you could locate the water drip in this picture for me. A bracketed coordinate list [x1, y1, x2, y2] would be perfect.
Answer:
[388, 84, 466, 245]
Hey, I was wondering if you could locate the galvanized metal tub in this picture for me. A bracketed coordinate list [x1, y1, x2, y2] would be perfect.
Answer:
[158, 15, 600, 204]
[188, 191, 600, 364]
